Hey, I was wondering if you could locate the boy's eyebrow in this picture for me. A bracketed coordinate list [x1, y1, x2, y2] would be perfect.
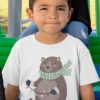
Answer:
[39, 4, 67, 8]
[57, 5, 67, 8]
[39, 4, 48, 7]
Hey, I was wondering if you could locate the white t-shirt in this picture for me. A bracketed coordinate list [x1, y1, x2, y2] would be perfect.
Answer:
[2, 34, 99, 100]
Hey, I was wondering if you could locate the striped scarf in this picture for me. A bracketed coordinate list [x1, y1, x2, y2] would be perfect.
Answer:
[40, 60, 72, 80]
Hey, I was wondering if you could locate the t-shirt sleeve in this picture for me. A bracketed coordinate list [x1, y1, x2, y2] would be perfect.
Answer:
[2, 43, 20, 87]
[78, 43, 100, 86]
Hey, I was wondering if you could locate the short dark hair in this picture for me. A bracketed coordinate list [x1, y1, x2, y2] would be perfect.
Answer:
[29, 0, 72, 10]
[29, 0, 36, 10]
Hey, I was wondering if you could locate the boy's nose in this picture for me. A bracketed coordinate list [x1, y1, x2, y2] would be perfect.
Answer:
[48, 11, 57, 19]
[49, 15, 57, 19]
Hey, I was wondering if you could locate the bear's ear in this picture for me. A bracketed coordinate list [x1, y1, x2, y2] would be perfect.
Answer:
[41, 57, 45, 62]
[57, 57, 60, 61]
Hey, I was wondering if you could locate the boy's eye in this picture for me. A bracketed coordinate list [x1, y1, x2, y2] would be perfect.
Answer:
[40, 8, 47, 10]
[58, 8, 65, 11]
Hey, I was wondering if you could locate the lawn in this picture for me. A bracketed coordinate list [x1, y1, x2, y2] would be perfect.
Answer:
[0, 0, 96, 33]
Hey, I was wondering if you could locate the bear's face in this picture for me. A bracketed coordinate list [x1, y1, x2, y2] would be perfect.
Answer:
[40, 57, 62, 73]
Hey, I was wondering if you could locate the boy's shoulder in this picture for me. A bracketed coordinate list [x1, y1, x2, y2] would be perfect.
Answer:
[12, 35, 35, 50]
[19, 34, 34, 42]
[67, 34, 88, 50]
[68, 34, 83, 44]
[17, 35, 34, 45]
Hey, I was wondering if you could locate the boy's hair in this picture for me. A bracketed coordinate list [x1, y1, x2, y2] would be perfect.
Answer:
[29, 0, 72, 10]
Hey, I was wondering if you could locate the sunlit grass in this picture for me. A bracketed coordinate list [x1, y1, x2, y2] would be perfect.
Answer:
[90, 0, 96, 29]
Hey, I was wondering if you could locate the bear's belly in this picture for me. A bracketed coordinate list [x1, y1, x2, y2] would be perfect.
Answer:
[35, 80, 59, 100]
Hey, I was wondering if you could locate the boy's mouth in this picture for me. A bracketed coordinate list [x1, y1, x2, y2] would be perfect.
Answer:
[46, 22, 59, 24]
[46, 23, 60, 27]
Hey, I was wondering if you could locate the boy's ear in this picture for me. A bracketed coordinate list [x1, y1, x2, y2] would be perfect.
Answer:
[26, 8, 34, 21]
[68, 8, 73, 21]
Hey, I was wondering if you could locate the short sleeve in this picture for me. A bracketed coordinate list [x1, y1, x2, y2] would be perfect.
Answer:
[2, 43, 20, 87]
[79, 43, 100, 86]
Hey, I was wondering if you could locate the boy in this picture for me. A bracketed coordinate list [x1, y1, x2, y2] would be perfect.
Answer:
[2, 0, 99, 100]
[19, 0, 91, 47]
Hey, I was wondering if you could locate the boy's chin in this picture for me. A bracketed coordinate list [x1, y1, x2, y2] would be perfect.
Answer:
[44, 30, 62, 35]
[43, 27, 62, 34]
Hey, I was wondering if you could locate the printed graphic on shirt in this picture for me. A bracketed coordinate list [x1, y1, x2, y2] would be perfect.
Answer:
[26, 56, 72, 100]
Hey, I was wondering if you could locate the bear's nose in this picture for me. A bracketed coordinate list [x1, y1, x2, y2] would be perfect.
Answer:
[47, 66, 50, 69]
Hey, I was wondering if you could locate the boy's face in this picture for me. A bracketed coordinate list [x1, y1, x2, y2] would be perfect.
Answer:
[27, 0, 72, 34]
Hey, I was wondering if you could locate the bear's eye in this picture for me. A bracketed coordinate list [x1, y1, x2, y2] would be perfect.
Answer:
[42, 64, 46, 67]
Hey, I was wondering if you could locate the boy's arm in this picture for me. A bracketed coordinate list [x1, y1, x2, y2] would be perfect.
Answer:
[5, 84, 19, 100]
[80, 84, 95, 100]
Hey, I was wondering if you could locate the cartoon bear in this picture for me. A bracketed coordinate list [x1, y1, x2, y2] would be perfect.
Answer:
[34, 57, 67, 100]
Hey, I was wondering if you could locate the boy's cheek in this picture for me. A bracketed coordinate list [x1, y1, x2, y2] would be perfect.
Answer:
[34, 15, 44, 21]
[60, 17, 69, 24]
[34, 11, 45, 18]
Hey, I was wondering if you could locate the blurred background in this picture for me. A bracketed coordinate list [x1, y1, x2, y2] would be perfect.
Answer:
[0, 0, 96, 34]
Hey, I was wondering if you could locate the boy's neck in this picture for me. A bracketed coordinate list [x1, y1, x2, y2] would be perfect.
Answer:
[35, 32, 67, 44]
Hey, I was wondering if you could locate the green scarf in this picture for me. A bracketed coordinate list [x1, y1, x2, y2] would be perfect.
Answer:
[40, 60, 72, 80]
